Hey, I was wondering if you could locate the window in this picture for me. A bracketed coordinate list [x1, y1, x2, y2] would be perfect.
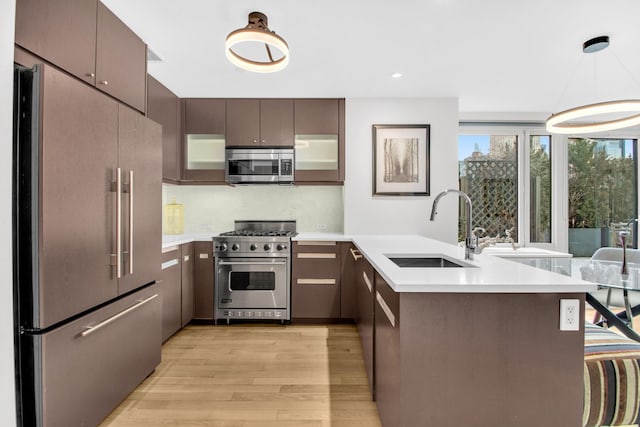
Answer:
[458, 126, 555, 249]
[458, 134, 518, 243]
[567, 138, 637, 256]
[530, 136, 551, 243]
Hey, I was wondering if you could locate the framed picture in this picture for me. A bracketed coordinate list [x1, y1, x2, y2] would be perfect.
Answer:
[372, 124, 430, 196]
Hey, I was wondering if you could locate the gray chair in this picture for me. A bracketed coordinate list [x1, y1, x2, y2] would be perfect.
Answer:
[588, 247, 640, 325]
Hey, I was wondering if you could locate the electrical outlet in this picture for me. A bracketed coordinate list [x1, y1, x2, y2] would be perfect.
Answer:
[559, 299, 580, 331]
[315, 223, 327, 231]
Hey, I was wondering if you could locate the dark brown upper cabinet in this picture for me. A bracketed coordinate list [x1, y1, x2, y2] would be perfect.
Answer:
[226, 99, 294, 147]
[15, 0, 147, 114]
[294, 99, 345, 184]
[15, 0, 99, 86]
[147, 76, 181, 183]
[96, 2, 147, 113]
[182, 99, 226, 182]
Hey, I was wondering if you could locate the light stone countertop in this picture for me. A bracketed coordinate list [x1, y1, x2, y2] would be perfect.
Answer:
[481, 246, 573, 258]
[351, 234, 596, 293]
[292, 232, 352, 242]
[163, 232, 595, 294]
[162, 233, 218, 250]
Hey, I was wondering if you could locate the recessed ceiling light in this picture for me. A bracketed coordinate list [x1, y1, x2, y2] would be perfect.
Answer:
[391, 72, 403, 79]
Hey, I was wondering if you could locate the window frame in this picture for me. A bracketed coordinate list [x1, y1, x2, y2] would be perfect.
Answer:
[458, 124, 559, 250]
[459, 123, 639, 253]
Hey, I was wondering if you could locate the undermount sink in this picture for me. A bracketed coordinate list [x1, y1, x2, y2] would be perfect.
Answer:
[386, 254, 475, 268]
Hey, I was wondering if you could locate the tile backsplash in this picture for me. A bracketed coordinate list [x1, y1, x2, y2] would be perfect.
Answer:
[163, 184, 344, 233]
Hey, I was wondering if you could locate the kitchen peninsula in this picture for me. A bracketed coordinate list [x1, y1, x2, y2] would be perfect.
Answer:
[297, 233, 596, 427]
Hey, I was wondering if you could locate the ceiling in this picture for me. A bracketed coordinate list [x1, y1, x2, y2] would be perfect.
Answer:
[101, 0, 640, 114]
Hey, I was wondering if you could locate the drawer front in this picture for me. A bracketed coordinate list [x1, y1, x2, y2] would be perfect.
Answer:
[38, 284, 161, 427]
[293, 256, 340, 280]
[292, 243, 340, 319]
[293, 240, 338, 254]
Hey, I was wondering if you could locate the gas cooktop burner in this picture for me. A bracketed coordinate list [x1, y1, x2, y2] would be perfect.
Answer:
[220, 229, 294, 237]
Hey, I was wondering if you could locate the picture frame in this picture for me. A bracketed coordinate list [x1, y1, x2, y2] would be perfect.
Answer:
[372, 124, 430, 196]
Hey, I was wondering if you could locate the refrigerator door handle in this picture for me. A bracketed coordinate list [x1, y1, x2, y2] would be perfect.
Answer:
[80, 293, 158, 337]
[129, 170, 134, 275]
[113, 167, 122, 278]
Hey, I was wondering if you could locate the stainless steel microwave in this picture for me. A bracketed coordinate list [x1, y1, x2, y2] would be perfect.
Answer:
[225, 148, 294, 184]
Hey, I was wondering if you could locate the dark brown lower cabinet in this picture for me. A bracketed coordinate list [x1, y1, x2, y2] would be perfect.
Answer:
[181, 242, 194, 326]
[161, 246, 182, 341]
[292, 241, 341, 319]
[355, 256, 375, 397]
[374, 274, 400, 425]
[369, 276, 586, 426]
[193, 241, 214, 320]
[37, 284, 160, 427]
[339, 243, 357, 319]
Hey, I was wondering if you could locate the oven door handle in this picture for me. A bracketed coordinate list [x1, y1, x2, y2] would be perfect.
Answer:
[218, 260, 287, 266]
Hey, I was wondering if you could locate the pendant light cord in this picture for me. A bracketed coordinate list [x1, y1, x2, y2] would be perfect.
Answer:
[610, 48, 640, 91]
[552, 56, 586, 113]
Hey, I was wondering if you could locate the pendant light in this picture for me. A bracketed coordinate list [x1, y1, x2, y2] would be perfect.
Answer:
[546, 36, 640, 134]
[225, 12, 289, 73]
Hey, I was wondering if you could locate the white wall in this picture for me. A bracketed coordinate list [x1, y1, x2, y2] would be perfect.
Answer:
[344, 98, 460, 244]
[2, 1, 17, 425]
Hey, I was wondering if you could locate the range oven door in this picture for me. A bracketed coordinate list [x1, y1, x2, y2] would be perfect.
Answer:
[216, 257, 289, 309]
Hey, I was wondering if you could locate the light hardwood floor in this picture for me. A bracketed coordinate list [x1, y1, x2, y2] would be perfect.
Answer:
[99, 324, 382, 427]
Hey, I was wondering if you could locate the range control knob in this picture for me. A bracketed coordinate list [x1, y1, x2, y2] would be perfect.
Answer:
[250, 244, 258, 251]
[231, 244, 240, 251]
[276, 244, 287, 251]
[218, 243, 228, 252]
[263, 244, 272, 251]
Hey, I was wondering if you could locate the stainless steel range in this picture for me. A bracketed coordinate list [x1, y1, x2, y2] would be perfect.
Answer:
[213, 220, 296, 323]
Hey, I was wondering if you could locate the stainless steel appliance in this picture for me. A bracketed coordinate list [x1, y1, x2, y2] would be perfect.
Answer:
[13, 64, 161, 426]
[214, 220, 296, 323]
[225, 148, 294, 184]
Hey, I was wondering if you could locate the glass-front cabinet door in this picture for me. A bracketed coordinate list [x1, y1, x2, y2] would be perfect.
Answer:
[184, 134, 225, 181]
[293, 99, 344, 183]
[295, 134, 339, 180]
[182, 98, 226, 182]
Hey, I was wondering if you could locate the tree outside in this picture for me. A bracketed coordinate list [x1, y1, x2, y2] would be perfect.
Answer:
[568, 138, 636, 255]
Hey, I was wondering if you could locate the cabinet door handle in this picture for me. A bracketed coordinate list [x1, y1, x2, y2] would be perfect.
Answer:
[297, 278, 336, 285]
[161, 259, 179, 269]
[297, 241, 336, 246]
[115, 168, 122, 278]
[80, 294, 158, 337]
[350, 248, 362, 261]
[297, 253, 336, 259]
[87, 73, 95, 78]
[362, 271, 373, 293]
[128, 170, 134, 275]
[100, 80, 109, 85]
[376, 292, 396, 327]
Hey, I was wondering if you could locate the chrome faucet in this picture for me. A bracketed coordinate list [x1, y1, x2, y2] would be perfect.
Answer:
[430, 189, 479, 260]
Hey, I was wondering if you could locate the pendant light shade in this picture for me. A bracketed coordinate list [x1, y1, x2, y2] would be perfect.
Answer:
[225, 12, 289, 73]
[546, 100, 640, 134]
[546, 36, 640, 134]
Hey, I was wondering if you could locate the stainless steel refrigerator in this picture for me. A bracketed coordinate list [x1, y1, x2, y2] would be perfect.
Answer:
[13, 63, 162, 427]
